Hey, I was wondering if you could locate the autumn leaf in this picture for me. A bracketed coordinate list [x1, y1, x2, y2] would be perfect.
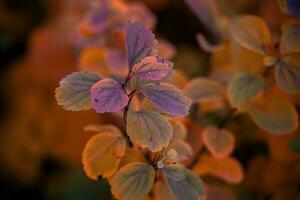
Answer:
[162, 164, 205, 200]
[202, 126, 235, 158]
[82, 132, 126, 180]
[131, 56, 171, 80]
[228, 72, 264, 110]
[184, 78, 225, 103]
[281, 21, 300, 54]
[193, 154, 244, 184]
[125, 22, 158, 68]
[249, 97, 298, 134]
[111, 162, 155, 200]
[142, 83, 192, 116]
[127, 109, 173, 152]
[55, 71, 102, 111]
[90, 78, 129, 113]
[275, 56, 300, 94]
[230, 15, 272, 54]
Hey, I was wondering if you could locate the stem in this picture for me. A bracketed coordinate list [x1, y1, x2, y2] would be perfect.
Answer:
[122, 90, 137, 147]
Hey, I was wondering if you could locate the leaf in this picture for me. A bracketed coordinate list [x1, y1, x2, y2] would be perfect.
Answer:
[231, 42, 265, 74]
[83, 124, 122, 135]
[202, 126, 235, 158]
[55, 71, 102, 111]
[158, 39, 177, 59]
[168, 140, 193, 161]
[78, 47, 109, 76]
[278, 0, 300, 17]
[131, 56, 171, 80]
[196, 33, 223, 53]
[184, 78, 225, 103]
[228, 72, 264, 110]
[184, 0, 221, 35]
[82, 132, 126, 180]
[127, 109, 173, 152]
[281, 21, 300, 54]
[193, 155, 244, 184]
[275, 56, 300, 94]
[170, 120, 187, 140]
[249, 98, 298, 134]
[111, 162, 155, 200]
[288, 137, 300, 153]
[163, 165, 205, 200]
[125, 22, 158, 68]
[154, 181, 175, 200]
[90, 78, 129, 113]
[230, 15, 272, 54]
[142, 83, 192, 116]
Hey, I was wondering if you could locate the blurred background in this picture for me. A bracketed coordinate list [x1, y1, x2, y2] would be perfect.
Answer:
[0, 0, 299, 199]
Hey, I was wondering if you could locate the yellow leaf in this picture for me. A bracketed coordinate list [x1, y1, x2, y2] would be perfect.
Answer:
[230, 15, 272, 54]
[82, 132, 126, 180]
[111, 162, 155, 200]
[193, 155, 244, 184]
[83, 124, 122, 136]
[231, 42, 265, 75]
[202, 126, 235, 158]
[78, 47, 109, 75]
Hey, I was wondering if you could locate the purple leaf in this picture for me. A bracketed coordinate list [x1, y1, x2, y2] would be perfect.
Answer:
[91, 78, 128, 113]
[125, 21, 158, 68]
[131, 56, 171, 80]
[141, 83, 192, 116]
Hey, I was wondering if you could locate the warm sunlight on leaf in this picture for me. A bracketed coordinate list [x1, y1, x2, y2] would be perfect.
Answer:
[82, 132, 126, 180]
[231, 42, 265, 75]
[230, 15, 272, 54]
[111, 162, 155, 200]
[202, 126, 235, 158]
[78, 47, 109, 75]
[127, 109, 173, 152]
[193, 155, 244, 184]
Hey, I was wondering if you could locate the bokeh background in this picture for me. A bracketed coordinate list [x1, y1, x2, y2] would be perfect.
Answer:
[0, 0, 299, 199]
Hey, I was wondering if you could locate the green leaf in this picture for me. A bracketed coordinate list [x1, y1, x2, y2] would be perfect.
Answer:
[162, 165, 205, 200]
[289, 137, 300, 153]
[82, 132, 126, 180]
[127, 109, 173, 152]
[230, 15, 272, 54]
[184, 78, 225, 103]
[111, 162, 155, 200]
[249, 98, 298, 134]
[55, 71, 102, 111]
[275, 56, 300, 94]
[281, 21, 300, 54]
[228, 72, 264, 110]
